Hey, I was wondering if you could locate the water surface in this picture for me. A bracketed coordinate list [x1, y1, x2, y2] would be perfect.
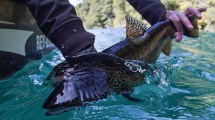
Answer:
[0, 28, 215, 120]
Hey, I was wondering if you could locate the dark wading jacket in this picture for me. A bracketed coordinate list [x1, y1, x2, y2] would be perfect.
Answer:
[24, 0, 167, 58]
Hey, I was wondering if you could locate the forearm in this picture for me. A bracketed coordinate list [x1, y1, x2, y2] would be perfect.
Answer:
[25, 0, 95, 58]
[127, 0, 167, 25]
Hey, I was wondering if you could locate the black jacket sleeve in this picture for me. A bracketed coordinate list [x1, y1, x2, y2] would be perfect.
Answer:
[25, 0, 95, 59]
[25, 0, 166, 58]
[127, 0, 167, 25]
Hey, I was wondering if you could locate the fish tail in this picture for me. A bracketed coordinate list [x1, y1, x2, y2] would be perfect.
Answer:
[183, 16, 199, 38]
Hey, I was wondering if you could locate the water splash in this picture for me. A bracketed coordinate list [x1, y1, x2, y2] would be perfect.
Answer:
[124, 61, 173, 90]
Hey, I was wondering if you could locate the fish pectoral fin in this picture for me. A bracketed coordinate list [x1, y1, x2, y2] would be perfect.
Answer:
[121, 87, 142, 102]
[122, 93, 142, 102]
[43, 66, 109, 115]
[125, 15, 147, 37]
[162, 38, 173, 56]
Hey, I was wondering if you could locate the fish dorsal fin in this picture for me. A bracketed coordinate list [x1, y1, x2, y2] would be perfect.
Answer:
[162, 38, 172, 56]
[125, 15, 147, 37]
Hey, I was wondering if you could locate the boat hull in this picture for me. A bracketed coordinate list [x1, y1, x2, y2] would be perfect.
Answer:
[0, 0, 55, 79]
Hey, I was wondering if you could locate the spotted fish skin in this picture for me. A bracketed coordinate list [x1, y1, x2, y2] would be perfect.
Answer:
[103, 15, 199, 64]
[43, 53, 149, 115]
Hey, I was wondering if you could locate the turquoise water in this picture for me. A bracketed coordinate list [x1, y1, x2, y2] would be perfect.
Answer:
[0, 29, 215, 120]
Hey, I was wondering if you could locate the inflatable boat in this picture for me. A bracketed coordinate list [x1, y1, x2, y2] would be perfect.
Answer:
[0, 0, 55, 79]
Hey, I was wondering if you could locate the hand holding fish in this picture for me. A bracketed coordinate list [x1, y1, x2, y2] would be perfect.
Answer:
[166, 7, 207, 42]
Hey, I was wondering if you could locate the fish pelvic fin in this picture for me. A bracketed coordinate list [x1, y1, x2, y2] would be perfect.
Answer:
[122, 93, 142, 102]
[162, 38, 173, 56]
[125, 15, 147, 37]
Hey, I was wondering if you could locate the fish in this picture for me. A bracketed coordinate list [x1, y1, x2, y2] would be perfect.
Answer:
[103, 15, 199, 64]
[42, 15, 199, 115]
[43, 53, 152, 115]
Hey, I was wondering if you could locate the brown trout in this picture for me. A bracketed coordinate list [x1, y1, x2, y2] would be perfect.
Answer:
[103, 15, 199, 64]
[43, 15, 199, 115]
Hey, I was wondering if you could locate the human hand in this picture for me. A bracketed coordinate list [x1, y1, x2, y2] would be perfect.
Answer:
[166, 7, 207, 42]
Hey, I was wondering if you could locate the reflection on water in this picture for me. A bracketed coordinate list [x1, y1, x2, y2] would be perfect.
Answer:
[0, 29, 215, 119]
